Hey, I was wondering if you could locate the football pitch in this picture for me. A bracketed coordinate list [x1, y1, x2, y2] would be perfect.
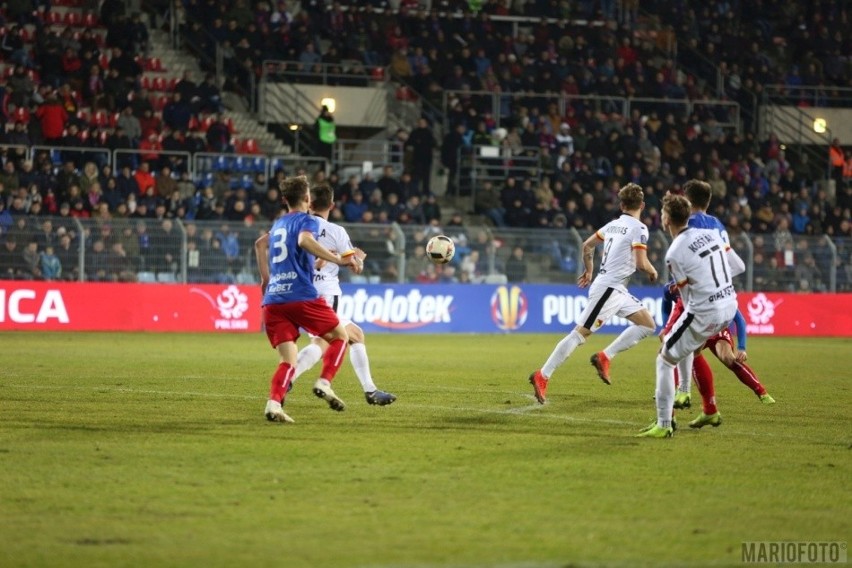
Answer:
[1, 331, 849, 568]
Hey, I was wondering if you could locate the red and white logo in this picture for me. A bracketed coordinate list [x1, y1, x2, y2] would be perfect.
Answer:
[191, 285, 250, 329]
[746, 293, 782, 334]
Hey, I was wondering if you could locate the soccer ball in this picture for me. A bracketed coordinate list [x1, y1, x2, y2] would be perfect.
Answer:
[426, 235, 455, 264]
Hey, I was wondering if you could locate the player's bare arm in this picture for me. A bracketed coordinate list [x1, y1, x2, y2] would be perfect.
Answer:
[633, 247, 658, 282]
[254, 233, 270, 292]
[578, 233, 600, 287]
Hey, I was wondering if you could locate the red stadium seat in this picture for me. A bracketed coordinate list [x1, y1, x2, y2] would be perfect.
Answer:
[76, 109, 90, 123]
[64, 12, 83, 26]
[109, 112, 119, 128]
[147, 57, 163, 72]
[140, 76, 151, 90]
[241, 138, 259, 154]
[47, 11, 63, 25]
[98, 53, 110, 69]
[187, 116, 200, 131]
[83, 13, 98, 27]
[199, 116, 214, 132]
[150, 76, 166, 91]
[153, 95, 169, 111]
[12, 106, 30, 124]
[91, 110, 109, 127]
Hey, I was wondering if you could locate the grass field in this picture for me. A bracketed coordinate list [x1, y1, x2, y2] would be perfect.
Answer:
[0, 331, 849, 568]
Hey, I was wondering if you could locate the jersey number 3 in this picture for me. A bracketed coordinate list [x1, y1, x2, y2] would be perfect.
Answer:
[271, 228, 288, 263]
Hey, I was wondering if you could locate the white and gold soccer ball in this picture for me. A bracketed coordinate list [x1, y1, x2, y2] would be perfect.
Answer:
[426, 235, 455, 265]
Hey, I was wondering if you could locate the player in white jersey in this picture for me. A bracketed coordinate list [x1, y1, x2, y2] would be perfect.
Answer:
[638, 194, 739, 438]
[290, 182, 397, 406]
[528, 183, 658, 404]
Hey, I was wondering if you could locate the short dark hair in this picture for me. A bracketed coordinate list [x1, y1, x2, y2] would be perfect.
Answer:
[310, 182, 334, 212]
[663, 194, 691, 226]
[279, 175, 309, 209]
[618, 182, 644, 211]
[683, 179, 712, 210]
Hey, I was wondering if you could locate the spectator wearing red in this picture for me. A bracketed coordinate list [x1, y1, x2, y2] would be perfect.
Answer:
[139, 133, 163, 165]
[134, 161, 156, 195]
[36, 93, 69, 143]
[829, 138, 845, 188]
[61, 48, 83, 85]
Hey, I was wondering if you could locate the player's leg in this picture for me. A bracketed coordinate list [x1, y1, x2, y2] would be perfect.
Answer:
[638, 309, 708, 438]
[262, 304, 298, 423]
[297, 299, 350, 412]
[674, 351, 693, 407]
[686, 311, 738, 429]
[593, 299, 656, 385]
[710, 337, 774, 403]
[293, 336, 328, 384]
[345, 322, 397, 406]
[691, 351, 718, 416]
[528, 323, 591, 404]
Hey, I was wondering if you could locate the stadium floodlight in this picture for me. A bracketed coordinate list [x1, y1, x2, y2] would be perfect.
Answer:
[813, 118, 828, 134]
[321, 98, 336, 113]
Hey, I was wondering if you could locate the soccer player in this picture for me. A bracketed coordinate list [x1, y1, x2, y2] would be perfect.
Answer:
[638, 194, 739, 438]
[664, 288, 775, 424]
[528, 183, 658, 404]
[667, 180, 774, 426]
[290, 182, 397, 406]
[256, 175, 360, 423]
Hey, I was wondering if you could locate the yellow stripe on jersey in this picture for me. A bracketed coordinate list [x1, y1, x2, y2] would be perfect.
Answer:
[595, 230, 604, 240]
[631, 243, 647, 249]
[676, 278, 688, 288]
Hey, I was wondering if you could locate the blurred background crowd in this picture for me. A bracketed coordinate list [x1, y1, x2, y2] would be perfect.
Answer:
[0, 0, 849, 292]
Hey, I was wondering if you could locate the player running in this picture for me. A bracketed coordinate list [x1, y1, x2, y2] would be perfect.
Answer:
[639, 194, 739, 438]
[255, 175, 360, 423]
[528, 183, 658, 404]
[289, 182, 397, 406]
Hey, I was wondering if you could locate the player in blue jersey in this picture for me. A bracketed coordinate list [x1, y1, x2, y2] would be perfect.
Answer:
[255, 175, 361, 423]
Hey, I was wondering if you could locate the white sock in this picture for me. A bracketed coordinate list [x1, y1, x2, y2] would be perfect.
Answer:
[603, 325, 655, 360]
[676, 352, 694, 395]
[655, 354, 675, 428]
[541, 330, 585, 379]
[294, 343, 323, 384]
[349, 343, 377, 393]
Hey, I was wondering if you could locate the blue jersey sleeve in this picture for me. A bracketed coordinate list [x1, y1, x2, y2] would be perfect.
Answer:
[730, 309, 747, 350]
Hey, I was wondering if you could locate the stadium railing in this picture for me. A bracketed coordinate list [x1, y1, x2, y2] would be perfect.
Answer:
[441, 90, 742, 136]
[4, 217, 845, 293]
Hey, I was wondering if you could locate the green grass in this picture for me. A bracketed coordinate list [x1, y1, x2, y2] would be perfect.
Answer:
[0, 332, 849, 568]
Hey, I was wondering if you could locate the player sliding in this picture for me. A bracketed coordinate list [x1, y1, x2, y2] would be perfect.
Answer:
[289, 182, 397, 407]
[639, 194, 739, 438]
[528, 183, 658, 404]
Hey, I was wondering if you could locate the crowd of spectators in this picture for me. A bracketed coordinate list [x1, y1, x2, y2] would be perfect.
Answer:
[0, 0, 849, 290]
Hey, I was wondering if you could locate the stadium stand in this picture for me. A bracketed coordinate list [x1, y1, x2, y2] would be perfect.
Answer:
[0, 0, 847, 290]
